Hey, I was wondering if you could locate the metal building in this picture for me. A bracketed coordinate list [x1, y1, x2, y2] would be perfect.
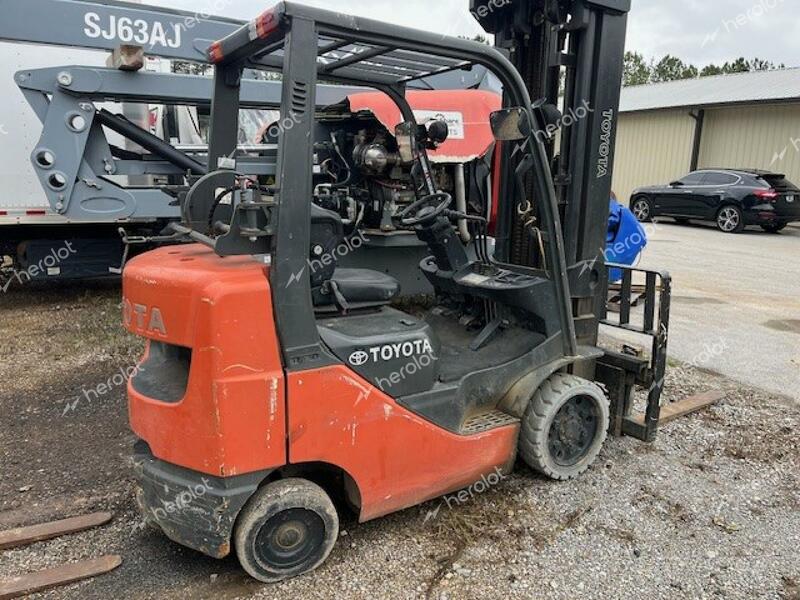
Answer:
[613, 68, 800, 203]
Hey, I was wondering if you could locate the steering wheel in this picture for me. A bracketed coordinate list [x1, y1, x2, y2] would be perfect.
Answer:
[399, 192, 453, 227]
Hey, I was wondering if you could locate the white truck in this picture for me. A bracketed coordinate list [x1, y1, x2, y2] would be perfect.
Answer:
[0, 0, 249, 282]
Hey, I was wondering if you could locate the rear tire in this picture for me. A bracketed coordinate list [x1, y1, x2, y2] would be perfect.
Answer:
[716, 205, 745, 233]
[234, 478, 339, 583]
[761, 222, 787, 233]
[519, 373, 610, 481]
[631, 196, 653, 222]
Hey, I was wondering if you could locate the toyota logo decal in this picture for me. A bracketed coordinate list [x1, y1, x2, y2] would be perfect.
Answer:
[349, 351, 369, 367]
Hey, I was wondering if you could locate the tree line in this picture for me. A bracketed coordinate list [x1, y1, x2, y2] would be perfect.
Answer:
[623, 52, 786, 87]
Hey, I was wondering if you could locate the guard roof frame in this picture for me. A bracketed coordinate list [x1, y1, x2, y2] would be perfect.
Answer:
[198, 1, 577, 368]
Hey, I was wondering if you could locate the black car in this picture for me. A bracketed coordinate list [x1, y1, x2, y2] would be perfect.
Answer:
[630, 169, 800, 233]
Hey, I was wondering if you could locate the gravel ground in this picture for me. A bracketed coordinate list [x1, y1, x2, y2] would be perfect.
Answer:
[1, 282, 798, 600]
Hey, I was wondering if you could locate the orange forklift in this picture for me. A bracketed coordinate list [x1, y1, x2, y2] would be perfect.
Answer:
[123, 0, 671, 582]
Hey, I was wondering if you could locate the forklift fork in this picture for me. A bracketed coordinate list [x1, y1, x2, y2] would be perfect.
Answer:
[598, 264, 672, 442]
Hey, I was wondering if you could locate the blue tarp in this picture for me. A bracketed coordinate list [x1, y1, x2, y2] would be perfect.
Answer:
[606, 200, 647, 282]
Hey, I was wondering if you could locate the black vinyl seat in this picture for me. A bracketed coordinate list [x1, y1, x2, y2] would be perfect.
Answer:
[313, 268, 401, 312]
[309, 206, 401, 312]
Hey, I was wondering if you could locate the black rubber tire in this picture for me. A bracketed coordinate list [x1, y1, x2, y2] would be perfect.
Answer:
[630, 196, 653, 222]
[234, 478, 339, 583]
[716, 205, 746, 233]
[519, 373, 610, 481]
[761, 222, 787, 233]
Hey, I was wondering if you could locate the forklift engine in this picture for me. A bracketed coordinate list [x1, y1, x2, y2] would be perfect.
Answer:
[297, 91, 499, 237]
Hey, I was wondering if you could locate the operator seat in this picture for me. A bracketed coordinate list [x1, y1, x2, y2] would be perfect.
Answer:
[309, 204, 400, 312]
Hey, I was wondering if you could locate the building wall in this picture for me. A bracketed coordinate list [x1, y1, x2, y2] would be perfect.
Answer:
[613, 102, 800, 205]
[612, 109, 695, 203]
[698, 103, 800, 183]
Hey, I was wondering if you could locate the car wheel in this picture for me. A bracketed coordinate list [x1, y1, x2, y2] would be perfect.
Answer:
[716, 205, 745, 233]
[631, 196, 653, 222]
[234, 478, 339, 583]
[761, 222, 787, 233]
[519, 373, 610, 481]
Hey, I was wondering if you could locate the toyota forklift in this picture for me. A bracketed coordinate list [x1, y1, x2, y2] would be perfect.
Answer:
[123, 0, 672, 582]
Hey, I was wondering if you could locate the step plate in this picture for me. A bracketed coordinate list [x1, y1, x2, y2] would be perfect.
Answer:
[461, 410, 519, 435]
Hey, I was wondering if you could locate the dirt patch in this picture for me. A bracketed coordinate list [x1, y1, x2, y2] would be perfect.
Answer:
[763, 319, 800, 335]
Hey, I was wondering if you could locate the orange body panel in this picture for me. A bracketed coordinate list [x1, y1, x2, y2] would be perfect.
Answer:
[123, 245, 286, 477]
[287, 366, 519, 521]
[124, 245, 520, 520]
[346, 90, 502, 163]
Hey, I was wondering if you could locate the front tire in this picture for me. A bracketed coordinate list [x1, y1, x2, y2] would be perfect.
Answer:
[631, 196, 653, 222]
[234, 478, 339, 583]
[716, 205, 745, 233]
[761, 222, 787, 233]
[519, 374, 610, 481]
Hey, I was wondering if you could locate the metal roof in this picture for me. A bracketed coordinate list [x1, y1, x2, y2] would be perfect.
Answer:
[619, 67, 800, 113]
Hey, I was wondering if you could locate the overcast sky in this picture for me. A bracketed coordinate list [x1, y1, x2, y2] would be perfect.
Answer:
[146, 0, 798, 68]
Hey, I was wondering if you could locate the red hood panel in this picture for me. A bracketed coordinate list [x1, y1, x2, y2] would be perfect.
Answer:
[346, 90, 501, 163]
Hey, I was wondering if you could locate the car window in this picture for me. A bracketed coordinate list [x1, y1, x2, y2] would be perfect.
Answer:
[759, 174, 799, 190]
[679, 172, 706, 185]
[703, 172, 738, 186]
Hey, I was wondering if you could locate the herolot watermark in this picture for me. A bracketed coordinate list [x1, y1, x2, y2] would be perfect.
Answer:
[443, 466, 507, 508]
[511, 100, 595, 161]
[375, 351, 439, 392]
[703, 0, 786, 47]
[471, 0, 512, 20]
[533, 99, 594, 145]
[649, 337, 730, 394]
[423, 466, 507, 524]
[63, 364, 144, 416]
[1, 241, 77, 293]
[770, 134, 800, 166]
[265, 110, 304, 140]
[309, 230, 369, 276]
[287, 230, 369, 288]
[722, 0, 785, 33]
[149, 479, 215, 522]
[580, 219, 658, 280]
[439, 0, 512, 41]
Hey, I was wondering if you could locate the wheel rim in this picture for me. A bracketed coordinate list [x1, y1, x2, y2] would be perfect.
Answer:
[548, 395, 600, 467]
[632, 199, 650, 220]
[255, 508, 326, 570]
[718, 207, 740, 232]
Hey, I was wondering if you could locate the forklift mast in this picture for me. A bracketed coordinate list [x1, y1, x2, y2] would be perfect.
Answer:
[474, 0, 672, 442]
[473, 0, 630, 346]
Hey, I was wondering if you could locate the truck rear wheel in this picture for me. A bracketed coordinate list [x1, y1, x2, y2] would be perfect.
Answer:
[519, 373, 609, 481]
[234, 478, 339, 583]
